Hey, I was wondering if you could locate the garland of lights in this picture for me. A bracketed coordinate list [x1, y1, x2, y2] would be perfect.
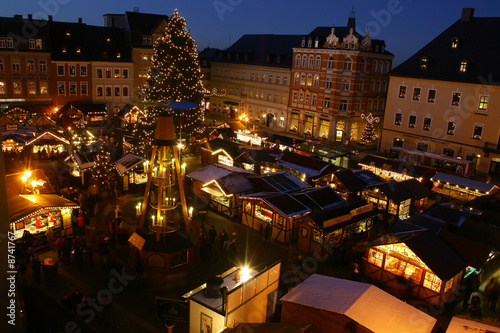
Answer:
[142, 9, 205, 139]
[90, 145, 117, 190]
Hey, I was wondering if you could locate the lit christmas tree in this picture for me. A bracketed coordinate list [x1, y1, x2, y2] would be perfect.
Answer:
[143, 9, 205, 139]
[90, 145, 117, 191]
[360, 113, 379, 144]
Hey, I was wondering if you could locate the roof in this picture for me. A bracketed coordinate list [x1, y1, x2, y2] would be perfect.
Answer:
[9, 194, 79, 223]
[266, 134, 305, 146]
[400, 178, 433, 199]
[187, 164, 252, 183]
[199, 47, 221, 61]
[332, 169, 366, 192]
[215, 34, 303, 68]
[431, 172, 498, 193]
[375, 180, 414, 203]
[25, 129, 69, 146]
[391, 9, 500, 85]
[445, 317, 500, 333]
[278, 151, 335, 178]
[5, 169, 55, 198]
[0, 16, 50, 52]
[239, 148, 276, 163]
[247, 172, 309, 193]
[206, 173, 253, 195]
[308, 201, 376, 233]
[291, 186, 344, 211]
[114, 153, 145, 175]
[262, 193, 310, 217]
[26, 115, 57, 128]
[125, 11, 168, 35]
[353, 170, 387, 187]
[281, 274, 436, 333]
[223, 323, 316, 333]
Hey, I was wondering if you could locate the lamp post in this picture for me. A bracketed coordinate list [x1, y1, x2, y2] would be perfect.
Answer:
[239, 114, 249, 131]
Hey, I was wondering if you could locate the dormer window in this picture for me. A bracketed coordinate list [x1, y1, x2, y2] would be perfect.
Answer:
[106, 37, 111, 43]
[76, 48, 81, 54]
[65, 31, 71, 38]
[116, 53, 121, 59]
[61, 47, 67, 54]
[459, 60, 468, 73]
[420, 57, 428, 70]
[451, 37, 460, 49]
[307, 37, 312, 48]
[314, 37, 319, 48]
[301, 37, 305, 47]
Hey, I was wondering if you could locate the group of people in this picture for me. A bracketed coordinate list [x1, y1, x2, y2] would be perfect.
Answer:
[197, 224, 237, 263]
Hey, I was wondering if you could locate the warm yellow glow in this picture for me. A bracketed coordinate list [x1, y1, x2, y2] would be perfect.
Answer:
[30, 181, 38, 188]
[178, 143, 184, 149]
[240, 267, 251, 282]
[24, 170, 32, 178]
[21, 175, 28, 183]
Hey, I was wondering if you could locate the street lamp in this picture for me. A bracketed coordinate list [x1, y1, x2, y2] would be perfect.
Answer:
[239, 114, 249, 131]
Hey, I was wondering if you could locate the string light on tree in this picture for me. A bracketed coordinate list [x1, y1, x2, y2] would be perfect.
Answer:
[142, 9, 205, 139]
[90, 145, 117, 191]
[360, 113, 380, 144]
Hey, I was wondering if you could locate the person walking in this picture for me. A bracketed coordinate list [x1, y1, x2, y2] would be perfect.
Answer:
[77, 213, 85, 237]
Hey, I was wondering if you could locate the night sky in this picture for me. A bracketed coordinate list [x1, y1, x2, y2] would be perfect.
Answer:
[2, 0, 500, 65]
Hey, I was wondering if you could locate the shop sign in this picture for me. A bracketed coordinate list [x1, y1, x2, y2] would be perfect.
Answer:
[305, 111, 316, 116]
[351, 203, 374, 217]
[155, 298, 189, 323]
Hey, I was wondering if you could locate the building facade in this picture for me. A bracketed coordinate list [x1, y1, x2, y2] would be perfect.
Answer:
[380, 8, 500, 176]
[289, 14, 393, 142]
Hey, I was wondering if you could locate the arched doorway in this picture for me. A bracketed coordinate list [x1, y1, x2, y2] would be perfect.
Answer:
[266, 113, 275, 127]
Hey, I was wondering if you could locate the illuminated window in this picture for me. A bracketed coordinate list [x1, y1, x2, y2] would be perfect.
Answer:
[323, 97, 330, 108]
[28, 81, 36, 95]
[0, 81, 5, 94]
[473, 125, 483, 140]
[408, 115, 416, 128]
[300, 74, 306, 85]
[398, 86, 406, 98]
[420, 57, 428, 70]
[443, 148, 454, 157]
[313, 75, 319, 87]
[69, 65, 76, 76]
[393, 137, 404, 148]
[451, 37, 460, 49]
[423, 117, 431, 131]
[368, 249, 383, 267]
[478, 96, 489, 110]
[404, 263, 422, 283]
[451, 92, 461, 106]
[384, 255, 406, 276]
[57, 82, 65, 95]
[423, 272, 442, 292]
[459, 60, 468, 73]
[12, 59, 20, 72]
[105, 68, 111, 78]
[413, 87, 421, 101]
[114, 68, 120, 78]
[427, 89, 436, 103]
[293, 73, 299, 85]
[312, 229, 322, 243]
[39, 81, 48, 94]
[306, 74, 312, 86]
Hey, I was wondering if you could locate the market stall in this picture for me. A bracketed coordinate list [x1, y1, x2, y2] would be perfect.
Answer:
[25, 129, 69, 154]
[358, 154, 432, 181]
[431, 172, 499, 201]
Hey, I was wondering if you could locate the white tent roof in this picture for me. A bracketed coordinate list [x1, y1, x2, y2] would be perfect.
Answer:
[445, 317, 500, 333]
[281, 274, 436, 333]
[187, 164, 252, 183]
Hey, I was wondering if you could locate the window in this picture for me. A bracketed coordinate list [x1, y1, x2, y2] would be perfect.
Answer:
[376, 81, 381, 92]
[97, 86, 103, 97]
[384, 61, 390, 73]
[13, 81, 21, 94]
[379, 60, 384, 73]
[413, 87, 421, 101]
[315, 56, 321, 68]
[80, 65, 87, 76]
[358, 80, 363, 92]
[114, 68, 120, 78]
[274, 95, 279, 103]
[96, 68, 103, 78]
[114, 87, 120, 96]
[325, 78, 332, 89]
[0, 81, 5, 94]
[81, 82, 88, 95]
[417, 142, 428, 152]
[312, 94, 317, 106]
[105, 87, 112, 97]
[373, 100, 378, 110]
[408, 115, 416, 128]
[372, 60, 378, 73]
[76, 48, 81, 54]
[323, 97, 330, 108]
[69, 83, 76, 95]
[292, 91, 298, 103]
[116, 53, 121, 59]
[276, 76, 281, 84]
[341, 80, 350, 91]
[393, 137, 404, 148]
[299, 92, 303, 103]
[295, 55, 300, 67]
[327, 57, 334, 69]
[39, 60, 47, 72]
[312, 75, 319, 87]
[423, 272, 442, 292]
[293, 74, 299, 85]
[302, 55, 307, 67]
[370, 80, 375, 92]
[269, 75, 273, 83]
[473, 125, 483, 140]
[26, 59, 35, 72]
[0, 59, 3, 72]
[398, 86, 406, 98]
[420, 57, 428, 70]
[451, 37, 460, 49]
[339, 100, 348, 111]
[381, 81, 387, 92]
[62, 47, 67, 54]
[459, 60, 468, 73]
[394, 113, 402, 126]
[69, 65, 76, 76]
[0, 37, 4, 48]
[12, 59, 20, 72]
[7, 37, 13, 48]
[283, 77, 288, 85]
[443, 148, 454, 157]
[122, 86, 129, 97]
[306, 74, 312, 86]
[305, 94, 310, 105]
[28, 81, 36, 95]
[447, 121, 456, 135]
[36, 38, 42, 50]
[39, 81, 48, 94]
[57, 65, 65, 76]
[368, 249, 383, 267]
[105, 68, 111, 78]
[360, 59, 366, 72]
[301, 38, 305, 47]
[58, 82, 65, 95]
[478, 96, 489, 110]
[343, 58, 352, 71]
[452, 92, 461, 106]
[250, 73, 255, 81]
[423, 117, 431, 131]
[309, 55, 314, 68]
[300, 74, 306, 86]
[427, 89, 436, 103]
[307, 38, 312, 48]
[28, 38, 35, 50]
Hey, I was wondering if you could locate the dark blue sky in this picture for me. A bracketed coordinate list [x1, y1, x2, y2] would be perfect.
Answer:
[3, 0, 500, 65]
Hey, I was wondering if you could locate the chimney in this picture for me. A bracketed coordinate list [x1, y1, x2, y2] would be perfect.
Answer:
[13, 14, 22, 19]
[28, 14, 33, 20]
[48, 15, 53, 21]
[78, 17, 82, 24]
[461, 8, 474, 22]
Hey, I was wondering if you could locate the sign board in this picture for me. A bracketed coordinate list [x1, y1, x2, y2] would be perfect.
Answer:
[128, 232, 146, 250]
[6, 125, 17, 130]
[156, 298, 190, 323]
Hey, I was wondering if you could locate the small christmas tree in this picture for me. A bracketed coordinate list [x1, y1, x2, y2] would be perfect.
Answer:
[143, 9, 205, 139]
[360, 113, 379, 144]
[90, 145, 117, 191]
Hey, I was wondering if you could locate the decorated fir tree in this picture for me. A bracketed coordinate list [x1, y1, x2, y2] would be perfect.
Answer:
[143, 9, 205, 139]
[90, 145, 117, 191]
[360, 113, 379, 144]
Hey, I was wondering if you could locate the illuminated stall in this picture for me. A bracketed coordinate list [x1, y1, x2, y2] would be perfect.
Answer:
[358, 154, 431, 182]
[363, 180, 414, 219]
[364, 230, 467, 307]
[25, 129, 70, 154]
[200, 138, 244, 166]
[114, 153, 147, 189]
[431, 172, 499, 201]
[297, 200, 375, 256]
[186, 261, 281, 332]
[9, 194, 79, 240]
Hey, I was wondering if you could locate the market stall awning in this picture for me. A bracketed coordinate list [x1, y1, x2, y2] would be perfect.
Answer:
[431, 172, 498, 194]
[114, 153, 145, 175]
[9, 194, 79, 223]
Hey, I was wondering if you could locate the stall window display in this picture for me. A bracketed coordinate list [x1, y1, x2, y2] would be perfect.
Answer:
[212, 195, 230, 207]
[276, 215, 284, 229]
[255, 205, 273, 223]
[423, 272, 442, 292]
[368, 248, 384, 267]
[13, 210, 63, 239]
[245, 202, 252, 214]
[384, 255, 406, 276]
[404, 263, 423, 283]
[312, 228, 323, 243]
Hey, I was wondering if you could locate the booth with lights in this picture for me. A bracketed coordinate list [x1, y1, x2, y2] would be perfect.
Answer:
[25, 129, 70, 154]
[431, 172, 499, 201]
[9, 194, 79, 240]
[363, 230, 466, 307]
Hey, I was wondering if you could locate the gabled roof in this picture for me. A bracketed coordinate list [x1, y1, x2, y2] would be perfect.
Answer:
[48, 21, 92, 61]
[215, 34, 303, 68]
[125, 11, 168, 35]
[431, 172, 498, 193]
[208, 173, 253, 195]
[400, 178, 433, 199]
[247, 172, 309, 193]
[291, 186, 343, 211]
[9, 194, 79, 223]
[281, 275, 436, 333]
[25, 129, 69, 146]
[391, 9, 500, 84]
[352, 170, 386, 187]
[375, 180, 413, 203]
[114, 153, 145, 175]
[0, 16, 50, 52]
[239, 148, 276, 164]
[26, 114, 57, 127]
[332, 169, 366, 192]
[266, 134, 305, 146]
[279, 151, 335, 178]
[187, 164, 252, 183]
[239, 192, 310, 218]
[308, 200, 376, 233]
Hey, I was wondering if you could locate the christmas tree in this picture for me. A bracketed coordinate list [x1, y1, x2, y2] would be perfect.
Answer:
[90, 145, 117, 191]
[143, 9, 205, 140]
[360, 113, 379, 144]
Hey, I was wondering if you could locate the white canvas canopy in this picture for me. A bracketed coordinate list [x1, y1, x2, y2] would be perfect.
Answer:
[281, 274, 436, 333]
[445, 317, 500, 333]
